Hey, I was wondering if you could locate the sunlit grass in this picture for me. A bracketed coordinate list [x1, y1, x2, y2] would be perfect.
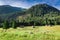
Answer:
[0, 25, 60, 40]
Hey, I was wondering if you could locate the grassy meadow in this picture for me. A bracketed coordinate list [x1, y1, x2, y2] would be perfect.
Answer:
[0, 25, 60, 40]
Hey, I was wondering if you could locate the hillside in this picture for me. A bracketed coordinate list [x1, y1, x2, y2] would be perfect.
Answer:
[25, 4, 60, 17]
[0, 4, 60, 26]
[18, 4, 60, 19]
[0, 5, 26, 20]
[18, 4, 60, 25]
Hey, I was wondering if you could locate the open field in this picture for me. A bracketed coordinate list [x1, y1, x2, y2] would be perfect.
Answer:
[0, 25, 60, 40]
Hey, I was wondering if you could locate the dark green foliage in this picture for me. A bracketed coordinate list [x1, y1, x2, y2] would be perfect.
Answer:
[11, 20, 16, 29]
[3, 20, 9, 29]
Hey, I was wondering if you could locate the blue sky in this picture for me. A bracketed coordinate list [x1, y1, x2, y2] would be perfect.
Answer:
[0, 0, 60, 10]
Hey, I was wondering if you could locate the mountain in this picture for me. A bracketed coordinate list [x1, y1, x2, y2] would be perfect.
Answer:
[0, 5, 24, 14]
[0, 5, 26, 20]
[19, 4, 60, 18]
[0, 4, 60, 26]
[27, 4, 60, 16]
[0, 4, 60, 22]
[18, 4, 60, 23]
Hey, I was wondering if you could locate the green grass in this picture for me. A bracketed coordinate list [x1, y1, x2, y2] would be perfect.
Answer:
[0, 25, 60, 40]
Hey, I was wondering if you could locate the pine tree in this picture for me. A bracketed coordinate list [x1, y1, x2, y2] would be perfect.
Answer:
[3, 20, 9, 29]
[12, 20, 16, 29]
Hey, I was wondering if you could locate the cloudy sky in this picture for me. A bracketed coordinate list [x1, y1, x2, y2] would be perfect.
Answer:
[0, 0, 60, 10]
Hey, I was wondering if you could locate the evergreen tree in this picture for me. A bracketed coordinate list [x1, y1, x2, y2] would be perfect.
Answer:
[12, 20, 16, 29]
[3, 20, 9, 29]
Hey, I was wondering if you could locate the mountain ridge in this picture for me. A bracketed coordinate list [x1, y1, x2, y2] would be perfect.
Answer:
[18, 4, 60, 22]
[0, 5, 26, 20]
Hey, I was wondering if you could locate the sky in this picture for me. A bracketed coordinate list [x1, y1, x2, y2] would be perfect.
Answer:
[0, 0, 60, 10]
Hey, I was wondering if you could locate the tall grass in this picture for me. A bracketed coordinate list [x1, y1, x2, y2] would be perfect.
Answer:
[0, 25, 60, 40]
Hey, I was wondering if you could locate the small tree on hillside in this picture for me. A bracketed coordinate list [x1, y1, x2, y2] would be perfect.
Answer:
[3, 20, 9, 29]
[12, 20, 16, 29]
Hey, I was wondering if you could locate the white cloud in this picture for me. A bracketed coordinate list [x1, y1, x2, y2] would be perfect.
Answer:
[9, 1, 32, 8]
[0, 0, 32, 8]
[0, 0, 60, 10]
[0, 1, 5, 5]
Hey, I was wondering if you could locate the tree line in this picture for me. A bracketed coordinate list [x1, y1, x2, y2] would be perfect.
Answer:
[0, 16, 60, 29]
